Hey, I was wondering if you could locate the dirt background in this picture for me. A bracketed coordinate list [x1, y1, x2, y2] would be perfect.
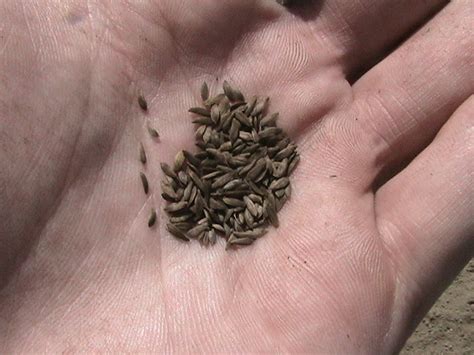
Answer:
[401, 260, 473, 354]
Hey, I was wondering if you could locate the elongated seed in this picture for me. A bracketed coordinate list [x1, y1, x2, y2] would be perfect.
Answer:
[161, 162, 177, 179]
[189, 107, 211, 117]
[140, 172, 149, 194]
[167, 223, 190, 241]
[269, 177, 289, 190]
[234, 228, 267, 239]
[164, 201, 188, 213]
[201, 82, 209, 101]
[148, 126, 159, 138]
[138, 94, 148, 111]
[139, 143, 147, 164]
[148, 209, 157, 227]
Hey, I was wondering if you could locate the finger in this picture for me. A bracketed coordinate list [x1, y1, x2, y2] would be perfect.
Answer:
[375, 96, 474, 352]
[349, 1, 473, 186]
[279, 0, 447, 78]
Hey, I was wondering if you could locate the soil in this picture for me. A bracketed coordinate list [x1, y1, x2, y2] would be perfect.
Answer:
[401, 260, 473, 354]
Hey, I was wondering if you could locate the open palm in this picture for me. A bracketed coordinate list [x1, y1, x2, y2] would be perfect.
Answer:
[1, 0, 472, 353]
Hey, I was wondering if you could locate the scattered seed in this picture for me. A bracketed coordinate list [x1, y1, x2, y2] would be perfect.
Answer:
[140, 172, 149, 194]
[138, 94, 148, 111]
[139, 143, 147, 165]
[147, 126, 159, 138]
[148, 209, 157, 227]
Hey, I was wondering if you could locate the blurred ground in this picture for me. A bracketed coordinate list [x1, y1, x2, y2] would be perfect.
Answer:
[401, 260, 473, 354]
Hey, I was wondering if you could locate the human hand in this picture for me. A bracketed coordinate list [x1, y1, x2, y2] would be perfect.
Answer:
[1, 0, 472, 353]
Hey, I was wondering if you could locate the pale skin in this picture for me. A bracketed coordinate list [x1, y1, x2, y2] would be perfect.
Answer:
[0, 0, 472, 353]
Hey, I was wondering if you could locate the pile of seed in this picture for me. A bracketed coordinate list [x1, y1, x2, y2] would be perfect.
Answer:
[161, 81, 299, 248]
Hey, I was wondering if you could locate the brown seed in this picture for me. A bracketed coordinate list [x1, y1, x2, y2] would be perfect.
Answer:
[245, 96, 257, 115]
[231, 237, 254, 246]
[274, 144, 296, 160]
[164, 201, 188, 213]
[183, 181, 194, 201]
[139, 143, 147, 164]
[140, 172, 149, 194]
[201, 82, 209, 101]
[234, 228, 267, 239]
[161, 182, 178, 201]
[275, 189, 286, 198]
[161, 162, 177, 179]
[173, 151, 186, 172]
[244, 208, 255, 226]
[269, 177, 290, 190]
[210, 104, 220, 124]
[229, 119, 241, 144]
[258, 127, 282, 140]
[285, 184, 292, 198]
[288, 154, 300, 174]
[148, 209, 157, 228]
[148, 126, 159, 138]
[138, 94, 148, 111]
[167, 223, 190, 242]
[251, 97, 269, 116]
[169, 214, 193, 223]
[246, 158, 266, 180]
[223, 81, 244, 102]
[189, 107, 211, 117]
[234, 111, 252, 127]
[208, 230, 217, 245]
[272, 159, 288, 178]
[210, 198, 227, 210]
[223, 197, 246, 208]
[187, 223, 209, 239]
[212, 224, 226, 234]
[211, 172, 234, 189]
[188, 170, 206, 192]
[260, 112, 279, 127]
[218, 97, 230, 115]
[204, 93, 226, 107]
[183, 150, 201, 167]
[244, 196, 258, 217]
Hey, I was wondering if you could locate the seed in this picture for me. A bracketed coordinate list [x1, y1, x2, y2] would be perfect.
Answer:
[234, 228, 267, 239]
[148, 126, 159, 138]
[244, 196, 258, 217]
[260, 112, 279, 127]
[231, 237, 254, 246]
[187, 223, 209, 239]
[234, 111, 252, 127]
[161, 162, 177, 179]
[140, 172, 149, 194]
[211, 172, 234, 189]
[201, 82, 209, 101]
[223, 81, 244, 102]
[223, 197, 246, 208]
[251, 97, 269, 116]
[229, 119, 241, 143]
[167, 223, 190, 242]
[138, 94, 148, 111]
[189, 107, 211, 117]
[164, 201, 188, 213]
[139, 143, 147, 164]
[246, 158, 266, 180]
[183, 150, 201, 167]
[288, 154, 300, 174]
[211, 105, 220, 124]
[269, 177, 289, 190]
[173, 151, 186, 172]
[148, 209, 157, 227]
[188, 170, 206, 192]
[274, 144, 296, 160]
